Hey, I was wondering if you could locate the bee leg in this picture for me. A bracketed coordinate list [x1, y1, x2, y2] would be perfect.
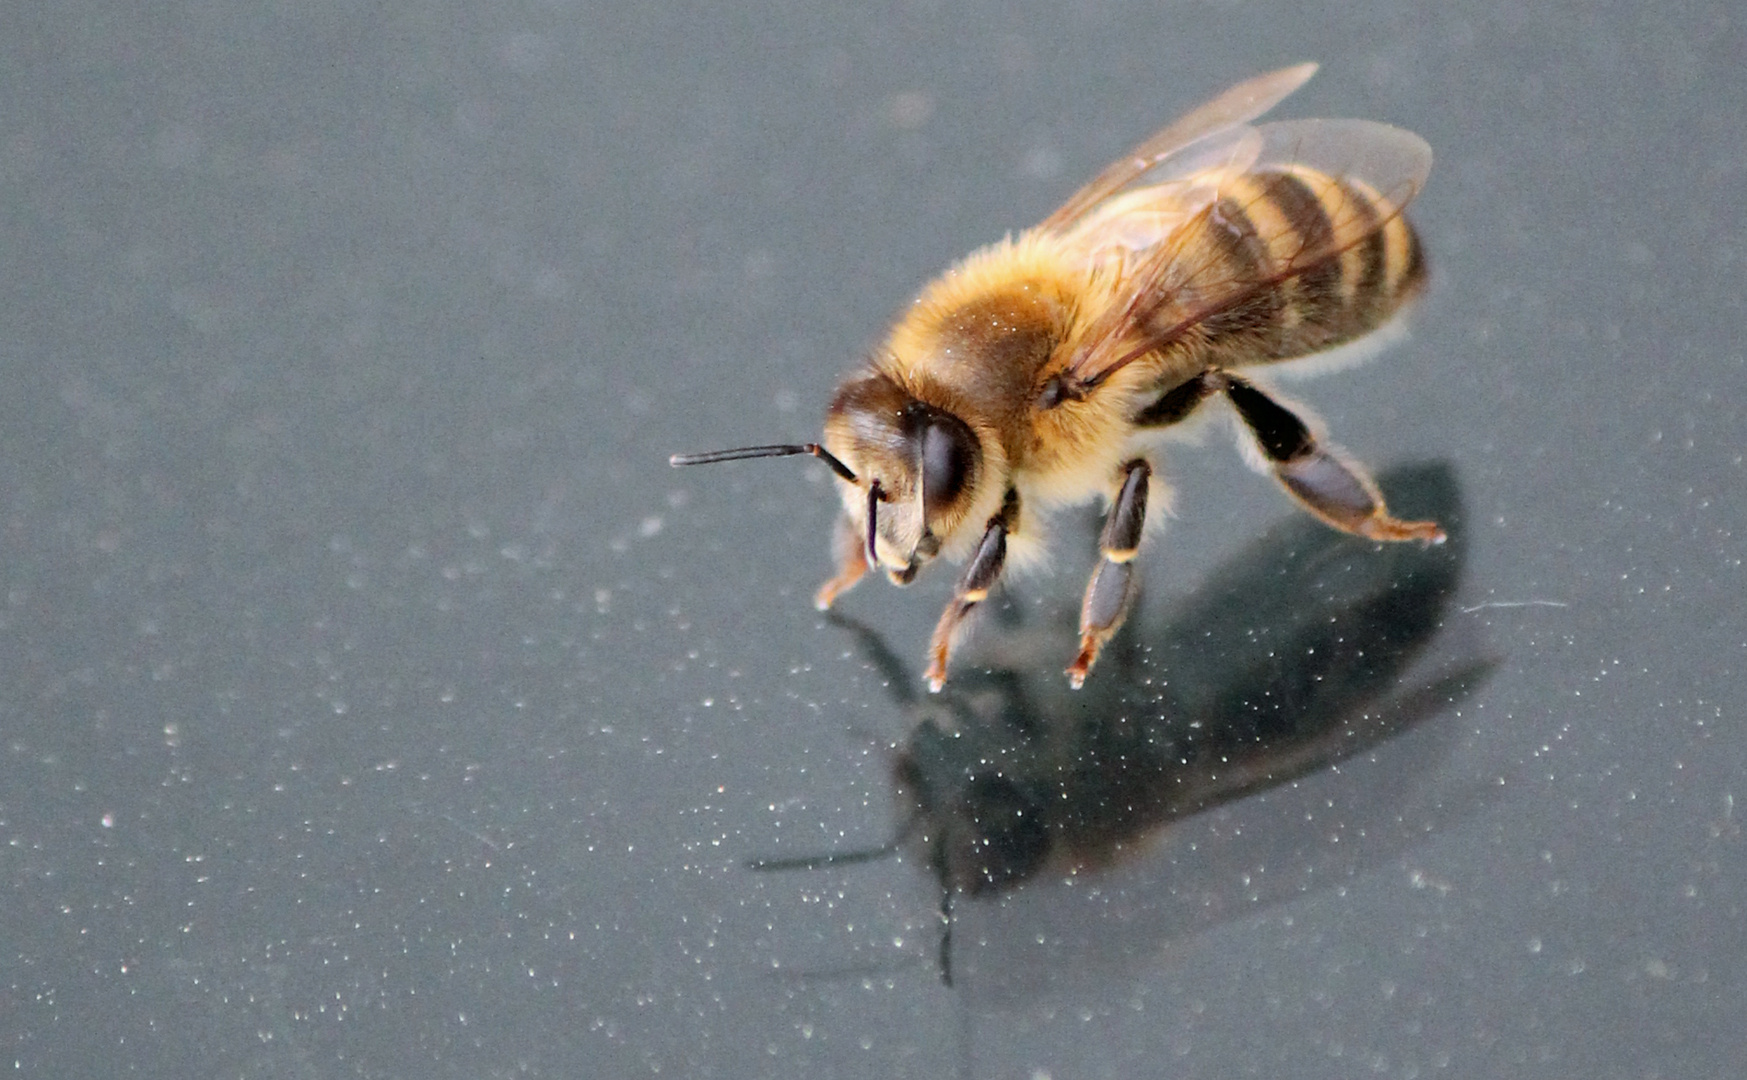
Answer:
[924, 488, 1020, 692]
[1220, 374, 1445, 543]
[813, 512, 868, 610]
[1068, 458, 1151, 688]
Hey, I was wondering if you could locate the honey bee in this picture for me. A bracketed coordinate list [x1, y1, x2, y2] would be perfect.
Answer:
[672, 64, 1444, 691]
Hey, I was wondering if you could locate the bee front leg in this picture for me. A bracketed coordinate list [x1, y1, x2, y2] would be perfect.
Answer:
[813, 512, 868, 610]
[1068, 458, 1151, 688]
[924, 488, 1020, 692]
[1220, 374, 1444, 543]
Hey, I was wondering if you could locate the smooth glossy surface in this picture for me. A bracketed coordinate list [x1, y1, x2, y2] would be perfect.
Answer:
[6, 4, 1744, 1077]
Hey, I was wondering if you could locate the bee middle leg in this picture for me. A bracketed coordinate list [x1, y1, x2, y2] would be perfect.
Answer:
[924, 488, 1020, 692]
[1219, 373, 1444, 543]
[1067, 457, 1152, 688]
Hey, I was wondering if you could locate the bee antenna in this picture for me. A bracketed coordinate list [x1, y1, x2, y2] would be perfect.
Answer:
[668, 443, 857, 483]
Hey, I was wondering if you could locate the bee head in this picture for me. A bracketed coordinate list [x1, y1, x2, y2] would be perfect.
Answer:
[824, 373, 987, 583]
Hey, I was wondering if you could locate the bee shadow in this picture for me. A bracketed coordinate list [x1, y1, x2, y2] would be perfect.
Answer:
[754, 461, 1494, 1003]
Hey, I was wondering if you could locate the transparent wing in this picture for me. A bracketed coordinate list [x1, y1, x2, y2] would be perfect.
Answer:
[1038, 63, 1318, 235]
[1054, 123, 1264, 261]
[1058, 118, 1433, 391]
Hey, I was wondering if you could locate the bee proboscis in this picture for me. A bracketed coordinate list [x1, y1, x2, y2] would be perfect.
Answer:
[673, 64, 1445, 690]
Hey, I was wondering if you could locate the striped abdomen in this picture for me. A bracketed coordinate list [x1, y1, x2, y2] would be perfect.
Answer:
[1152, 165, 1425, 371]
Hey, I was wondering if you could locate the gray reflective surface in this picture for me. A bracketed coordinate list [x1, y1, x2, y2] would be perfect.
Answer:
[6, 3, 1744, 1077]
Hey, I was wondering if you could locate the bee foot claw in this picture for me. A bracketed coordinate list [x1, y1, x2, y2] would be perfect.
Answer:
[1066, 646, 1096, 689]
[924, 651, 949, 693]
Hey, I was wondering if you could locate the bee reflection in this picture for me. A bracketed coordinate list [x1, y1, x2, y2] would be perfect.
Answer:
[757, 463, 1489, 987]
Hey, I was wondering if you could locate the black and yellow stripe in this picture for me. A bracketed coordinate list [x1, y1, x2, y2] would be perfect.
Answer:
[1152, 165, 1425, 372]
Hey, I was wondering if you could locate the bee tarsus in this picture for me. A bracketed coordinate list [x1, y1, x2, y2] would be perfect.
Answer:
[924, 487, 1020, 693]
[1069, 458, 1152, 686]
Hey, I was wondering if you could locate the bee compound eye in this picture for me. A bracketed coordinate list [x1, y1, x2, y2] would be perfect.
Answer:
[920, 417, 976, 517]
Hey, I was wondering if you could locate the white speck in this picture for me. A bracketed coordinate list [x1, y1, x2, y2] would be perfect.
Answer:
[1019, 145, 1062, 181]
[743, 250, 775, 281]
[886, 91, 934, 130]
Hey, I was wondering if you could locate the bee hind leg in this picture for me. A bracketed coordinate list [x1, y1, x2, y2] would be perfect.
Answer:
[813, 512, 868, 610]
[1068, 458, 1151, 689]
[924, 488, 1020, 692]
[1220, 373, 1444, 543]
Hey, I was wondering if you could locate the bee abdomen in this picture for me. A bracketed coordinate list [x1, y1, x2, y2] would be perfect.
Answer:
[1173, 166, 1425, 367]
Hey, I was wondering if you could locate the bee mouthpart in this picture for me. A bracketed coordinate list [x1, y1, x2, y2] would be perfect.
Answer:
[864, 479, 886, 571]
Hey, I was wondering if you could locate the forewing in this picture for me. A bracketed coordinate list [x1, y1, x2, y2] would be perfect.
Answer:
[1055, 124, 1264, 261]
[1038, 63, 1317, 234]
[1060, 118, 1433, 390]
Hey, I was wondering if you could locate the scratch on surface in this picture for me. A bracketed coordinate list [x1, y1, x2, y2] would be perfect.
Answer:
[443, 814, 503, 852]
[1459, 600, 1570, 614]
